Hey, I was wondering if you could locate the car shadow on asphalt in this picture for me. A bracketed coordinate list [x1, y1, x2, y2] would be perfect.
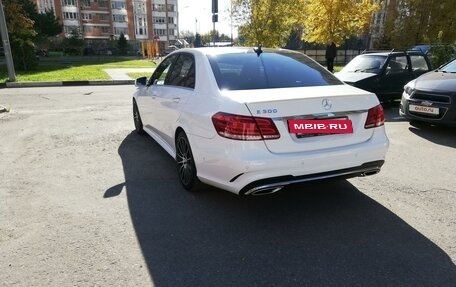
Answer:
[408, 123, 456, 148]
[107, 132, 456, 286]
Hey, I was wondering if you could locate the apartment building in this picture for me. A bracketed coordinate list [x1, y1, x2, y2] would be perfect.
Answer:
[32, 0, 178, 50]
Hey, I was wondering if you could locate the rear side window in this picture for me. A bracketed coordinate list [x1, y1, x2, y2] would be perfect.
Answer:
[208, 51, 342, 90]
[149, 55, 176, 86]
[410, 55, 430, 71]
[166, 53, 195, 89]
[386, 56, 408, 73]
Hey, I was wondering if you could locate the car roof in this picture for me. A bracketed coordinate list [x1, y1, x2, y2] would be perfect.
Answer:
[175, 47, 301, 56]
[360, 50, 425, 57]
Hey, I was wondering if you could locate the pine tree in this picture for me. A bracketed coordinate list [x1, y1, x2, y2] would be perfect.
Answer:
[118, 33, 128, 55]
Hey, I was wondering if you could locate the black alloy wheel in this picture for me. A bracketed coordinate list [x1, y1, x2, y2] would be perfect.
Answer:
[176, 131, 199, 191]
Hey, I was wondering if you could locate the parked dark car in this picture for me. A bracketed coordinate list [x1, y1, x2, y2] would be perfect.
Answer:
[399, 58, 456, 126]
[335, 50, 432, 102]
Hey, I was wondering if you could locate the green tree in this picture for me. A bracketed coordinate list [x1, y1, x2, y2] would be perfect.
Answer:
[35, 9, 62, 38]
[383, 0, 456, 49]
[62, 28, 84, 55]
[284, 28, 303, 50]
[301, 0, 379, 46]
[232, 0, 306, 47]
[202, 30, 222, 45]
[17, 0, 62, 38]
[117, 33, 128, 55]
[194, 33, 203, 47]
[3, 0, 38, 70]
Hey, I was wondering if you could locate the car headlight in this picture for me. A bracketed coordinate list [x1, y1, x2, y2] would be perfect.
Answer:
[403, 81, 415, 96]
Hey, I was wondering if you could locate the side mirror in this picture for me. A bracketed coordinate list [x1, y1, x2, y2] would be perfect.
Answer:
[135, 76, 147, 86]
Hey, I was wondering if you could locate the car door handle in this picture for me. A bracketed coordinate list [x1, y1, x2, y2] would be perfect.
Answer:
[172, 98, 180, 103]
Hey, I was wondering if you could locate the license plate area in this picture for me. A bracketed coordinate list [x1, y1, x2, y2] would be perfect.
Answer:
[288, 118, 353, 138]
[409, 104, 439, 115]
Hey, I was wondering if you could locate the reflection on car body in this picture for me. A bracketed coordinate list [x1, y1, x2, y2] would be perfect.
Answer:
[133, 47, 389, 195]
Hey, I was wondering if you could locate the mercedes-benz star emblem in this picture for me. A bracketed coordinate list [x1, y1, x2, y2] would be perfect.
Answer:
[322, 99, 332, 110]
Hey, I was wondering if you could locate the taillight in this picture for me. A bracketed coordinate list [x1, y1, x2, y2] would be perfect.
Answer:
[211, 112, 280, 141]
[364, 104, 385, 129]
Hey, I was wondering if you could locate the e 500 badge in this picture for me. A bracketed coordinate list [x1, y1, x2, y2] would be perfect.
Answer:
[256, 109, 278, 115]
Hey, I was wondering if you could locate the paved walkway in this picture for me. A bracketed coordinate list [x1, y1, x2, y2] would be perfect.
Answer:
[103, 68, 155, 80]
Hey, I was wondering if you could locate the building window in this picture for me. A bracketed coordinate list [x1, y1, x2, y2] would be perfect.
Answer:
[83, 26, 93, 33]
[135, 16, 147, 36]
[64, 25, 79, 34]
[63, 0, 77, 6]
[101, 26, 110, 34]
[97, 14, 109, 21]
[64, 12, 79, 20]
[153, 17, 175, 24]
[80, 0, 90, 7]
[111, 1, 126, 9]
[82, 13, 92, 20]
[98, 0, 108, 8]
[152, 4, 175, 12]
[113, 14, 126, 22]
[114, 27, 128, 35]
[133, 1, 146, 14]
[154, 17, 165, 24]
[153, 29, 166, 36]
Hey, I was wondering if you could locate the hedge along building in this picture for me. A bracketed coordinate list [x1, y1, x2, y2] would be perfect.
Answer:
[32, 0, 178, 53]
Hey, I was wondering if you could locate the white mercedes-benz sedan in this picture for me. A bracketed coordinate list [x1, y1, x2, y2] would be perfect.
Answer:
[133, 47, 389, 195]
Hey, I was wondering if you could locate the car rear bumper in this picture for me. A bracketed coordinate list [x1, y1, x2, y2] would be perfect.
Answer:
[190, 128, 389, 195]
[239, 160, 384, 195]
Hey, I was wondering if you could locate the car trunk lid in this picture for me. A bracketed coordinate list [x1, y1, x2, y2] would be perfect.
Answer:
[221, 85, 380, 153]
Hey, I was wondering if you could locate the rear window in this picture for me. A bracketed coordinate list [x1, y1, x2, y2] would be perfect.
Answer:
[341, 55, 387, 73]
[207, 50, 342, 90]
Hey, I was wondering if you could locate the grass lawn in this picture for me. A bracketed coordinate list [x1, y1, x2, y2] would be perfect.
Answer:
[127, 72, 153, 80]
[0, 55, 343, 83]
[0, 56, 157, 83]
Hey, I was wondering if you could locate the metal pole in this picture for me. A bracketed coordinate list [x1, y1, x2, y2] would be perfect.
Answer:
[213, 22, 215, 46]
[0, 0, 16, 82]
[230, 0, 233, 43]
[165, 0, 169, 48]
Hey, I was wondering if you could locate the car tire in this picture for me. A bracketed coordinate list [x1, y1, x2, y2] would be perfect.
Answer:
[133, 99, 145, 134]
[176, 131, 200, 191]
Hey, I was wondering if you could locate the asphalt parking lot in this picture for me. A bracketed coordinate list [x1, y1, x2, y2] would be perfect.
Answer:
[0, 86, 455, 286]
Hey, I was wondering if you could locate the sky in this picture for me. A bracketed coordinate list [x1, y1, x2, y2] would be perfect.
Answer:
[178, 0, 237, 38]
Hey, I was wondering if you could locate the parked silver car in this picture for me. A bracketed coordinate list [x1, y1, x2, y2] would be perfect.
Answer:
[400, 58, 456, 126]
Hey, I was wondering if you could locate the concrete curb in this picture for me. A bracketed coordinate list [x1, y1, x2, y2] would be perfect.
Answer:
[5, 80, 134, 88]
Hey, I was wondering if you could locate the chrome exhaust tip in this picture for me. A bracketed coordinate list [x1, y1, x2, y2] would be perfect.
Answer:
[247, 186, 284, 196]
[361, 169, 380, 177]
